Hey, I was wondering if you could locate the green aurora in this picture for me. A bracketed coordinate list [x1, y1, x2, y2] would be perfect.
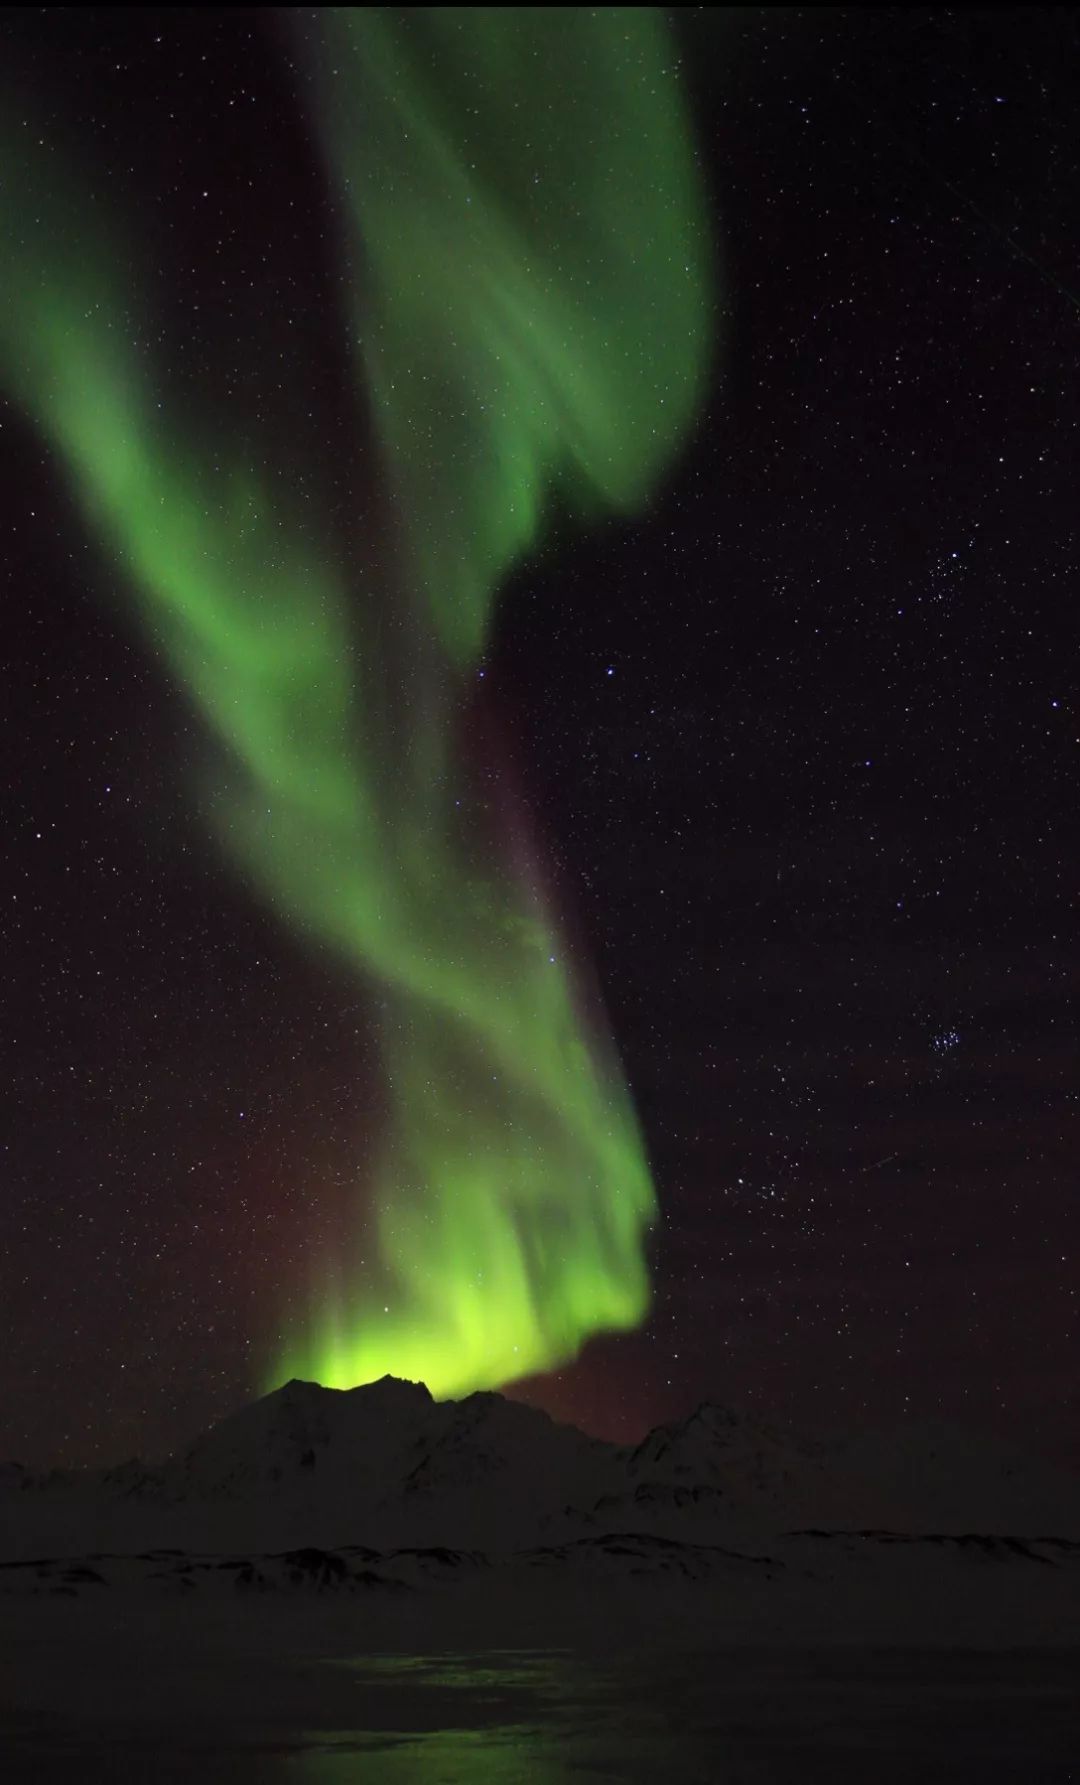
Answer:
[0, 8, 711, 1397]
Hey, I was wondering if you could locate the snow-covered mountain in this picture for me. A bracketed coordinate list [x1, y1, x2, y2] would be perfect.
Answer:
[1, 1376, 1077, 1566]
[160, 1374, 622, 1550]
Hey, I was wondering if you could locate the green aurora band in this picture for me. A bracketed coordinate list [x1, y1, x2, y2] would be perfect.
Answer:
[0, 9, 711, 1397]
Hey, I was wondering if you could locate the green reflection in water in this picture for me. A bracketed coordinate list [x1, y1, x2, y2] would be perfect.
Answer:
[282, 1648, 704, 1784]
[286, 1722, 564, 1785]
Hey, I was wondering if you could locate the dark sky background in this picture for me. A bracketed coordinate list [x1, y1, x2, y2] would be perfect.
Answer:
[2, 6, 1077, 1470]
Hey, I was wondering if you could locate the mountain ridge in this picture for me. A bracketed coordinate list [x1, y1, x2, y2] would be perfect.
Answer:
[2, 1374, 1077, 1564]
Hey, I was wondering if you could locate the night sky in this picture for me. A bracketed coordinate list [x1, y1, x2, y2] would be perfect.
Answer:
[3, 6, 1077, 1471]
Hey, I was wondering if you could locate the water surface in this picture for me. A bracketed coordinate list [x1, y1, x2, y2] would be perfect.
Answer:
[5, 1644, 1079, 1782]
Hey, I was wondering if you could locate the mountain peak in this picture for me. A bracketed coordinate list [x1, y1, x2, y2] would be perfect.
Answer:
[348, 1373, 434, 1404]
[268, 1374, 433, 1406]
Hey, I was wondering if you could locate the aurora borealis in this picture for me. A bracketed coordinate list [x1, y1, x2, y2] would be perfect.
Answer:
[6, 7, 1077, 1477]
[0, 10, 710, 1396]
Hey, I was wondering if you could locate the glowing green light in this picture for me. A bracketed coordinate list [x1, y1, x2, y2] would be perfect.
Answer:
[0, 7, 711, 1399]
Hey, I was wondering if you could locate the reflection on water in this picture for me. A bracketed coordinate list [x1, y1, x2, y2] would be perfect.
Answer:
[4, 1643, 1080, 1782]
[287, 1723, 576, 1785]
[280, 1646, 1080, 1785]
[286, 1648, 700, 1784]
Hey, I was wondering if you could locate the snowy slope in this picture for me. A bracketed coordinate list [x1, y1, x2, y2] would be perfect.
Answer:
[566, 1401, 1080, 1540]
